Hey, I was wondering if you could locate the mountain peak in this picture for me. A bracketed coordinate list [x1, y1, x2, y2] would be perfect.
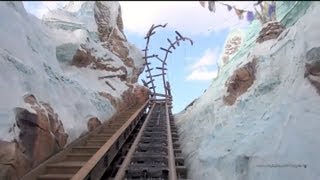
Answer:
[63, 1, 85, 12]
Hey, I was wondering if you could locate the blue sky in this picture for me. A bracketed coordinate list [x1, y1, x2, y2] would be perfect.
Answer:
[23, 1, 255, 113]
[125, 28, 229, 113]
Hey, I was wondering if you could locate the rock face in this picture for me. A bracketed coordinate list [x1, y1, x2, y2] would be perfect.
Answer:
[133, 85, 150, 105]
[223, 58, 257, 105]
[0, 94, 68, 179]
[0, 1, 144, 179]
[99, 85, 150, 113]
[71, 44, 128, 81]
[119, 85, 150, 111]
[23, 94, 68, 149]
[176, 2, 320, 180]
[94, 2, 125, 42]
[17, 94, 68, 164]
[0, 141, 30, 180]
[70, 1, 143, 84]
[44, 1, 145, 85]
[305, 47, 320, 95]
[93, 1, 141, 83]
[87, 117, 102, 131]
[256, 21, 285, 43]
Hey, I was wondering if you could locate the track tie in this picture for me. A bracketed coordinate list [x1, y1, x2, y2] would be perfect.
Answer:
[65, 153, 93, 161]
[45, 161, 86, 174]
[37, 174, 74, 180]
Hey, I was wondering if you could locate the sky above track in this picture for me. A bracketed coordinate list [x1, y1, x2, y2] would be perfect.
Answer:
[23, 1, 256, 113]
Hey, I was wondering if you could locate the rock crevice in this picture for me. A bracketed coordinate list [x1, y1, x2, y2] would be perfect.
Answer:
[223, 58, 257, 105]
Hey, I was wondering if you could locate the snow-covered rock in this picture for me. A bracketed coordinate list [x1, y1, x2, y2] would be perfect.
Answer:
[0, 1, 147, 179]
[256, 21, 285, 44]
[43, 1, 96, 32]
[176, 2, 319, 180]
[43, 1, 144, 84]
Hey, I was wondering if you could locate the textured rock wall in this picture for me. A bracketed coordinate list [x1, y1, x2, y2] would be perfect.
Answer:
[305, 47, 320, 95]
[223, 58, 257, 105]
[176, 2, 320, 180]
[1, 94, 68, 179]
[0, 1, 148, 179]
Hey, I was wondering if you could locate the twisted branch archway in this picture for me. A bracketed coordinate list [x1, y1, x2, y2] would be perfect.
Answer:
[141, 24, 193, 105]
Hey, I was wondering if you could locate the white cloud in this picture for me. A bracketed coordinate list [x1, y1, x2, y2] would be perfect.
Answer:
[190, 48, 217, 69]
[23, 1, 256, 36]
[186, 67, 218, 81]
[186, 48, 219, 81]
[119, 1, 256, 36]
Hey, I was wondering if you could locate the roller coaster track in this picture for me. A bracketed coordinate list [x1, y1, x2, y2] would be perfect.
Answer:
[20, 101, 187, 180]
[20, 24, 192, 180]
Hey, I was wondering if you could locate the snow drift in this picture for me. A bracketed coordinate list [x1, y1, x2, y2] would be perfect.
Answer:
[176, 1, 319, 180]
[0, 1, 148, 179]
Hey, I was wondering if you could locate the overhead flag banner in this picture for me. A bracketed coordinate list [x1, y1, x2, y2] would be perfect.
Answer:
[208, 1, 216, 13]
[199, 1, 277, 24]
[199, 1, 206, 8]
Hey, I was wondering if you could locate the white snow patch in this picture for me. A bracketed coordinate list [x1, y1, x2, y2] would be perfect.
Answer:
[63, 1, 86, 13]
[0, 2, 135, 145]
[177, 2, 320, 180]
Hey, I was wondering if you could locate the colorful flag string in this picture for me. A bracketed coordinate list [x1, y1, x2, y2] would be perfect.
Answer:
[200, 1, 277, 24]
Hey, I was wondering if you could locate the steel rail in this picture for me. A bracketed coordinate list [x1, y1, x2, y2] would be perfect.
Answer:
[114, 103, 157, 179]
[20, 103, 142, 180]
[71, 100, 149, 180]
[166, 102, 177, 180]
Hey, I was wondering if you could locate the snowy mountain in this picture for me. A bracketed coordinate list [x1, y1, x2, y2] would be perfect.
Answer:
[176, 1, 320, 180]
[43, 1, 97, 33]
[63, 1, 86, 13]
[0, 1, 148, 179]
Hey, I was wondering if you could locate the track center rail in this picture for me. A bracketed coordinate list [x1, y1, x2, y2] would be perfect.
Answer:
[113, 101, 182, 180]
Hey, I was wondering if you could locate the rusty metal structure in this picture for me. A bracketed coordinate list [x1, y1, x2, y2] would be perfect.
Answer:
[141, 23, 193, 107]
